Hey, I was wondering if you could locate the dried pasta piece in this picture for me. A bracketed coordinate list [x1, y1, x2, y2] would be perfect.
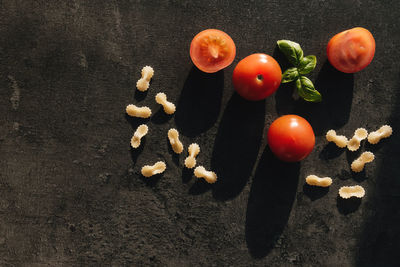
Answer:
[351, 151, 375, 172]
[347, 128, 368, 151]
[194, 166, 217, 184]
[141, 161, 166, 177]
[155, 92, 176, 115]
[305, 175, 332, 187]
[168, 128, 183, 154]
[131, 124, 148, 148]
[368, 125, 393, 144]
[136, 66, 154, 92]
[339, 185, 365, 199]
[326, 129, 348, 148]
[126, 104, 152, 118]
[184, 143, 200, 169]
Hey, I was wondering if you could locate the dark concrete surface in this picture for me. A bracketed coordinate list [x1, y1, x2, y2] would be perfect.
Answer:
[0, 0, 399, 266]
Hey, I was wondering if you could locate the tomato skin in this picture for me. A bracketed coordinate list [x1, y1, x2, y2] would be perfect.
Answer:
[190, 29, 236, 73]
[232, 54, 282, 101]
[267, 115, 315, 162]
[327, 27, 375, 73]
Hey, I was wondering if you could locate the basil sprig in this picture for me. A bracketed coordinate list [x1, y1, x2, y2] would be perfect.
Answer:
[277, 40, 321, 102]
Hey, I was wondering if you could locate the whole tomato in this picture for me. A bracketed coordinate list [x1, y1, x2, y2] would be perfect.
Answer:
[232, 53, 282, 101]
[267, 115, 315, 162]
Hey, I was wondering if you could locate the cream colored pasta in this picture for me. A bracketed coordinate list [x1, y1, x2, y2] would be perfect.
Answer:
[347, 128, 368, 151]
[168, 128, 183, 154]
[184, 143, 200, 169]
[339, 185, 365, 199]
[368, 125, 392, 144]
[136, 66, 154, 92]
[326, 129, 348, 148]
[141, 161, 166, 177]
[155, 92, 176, 115]
[194, 166, 217, 184]
[126, 104, 152, 118]
[131, 124, 148, 148]
[351, 151, 375, 172]
[305, 175, 332, 187]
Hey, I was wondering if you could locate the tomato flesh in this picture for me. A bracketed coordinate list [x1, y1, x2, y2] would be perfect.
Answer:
[267, 115, 315, 162]
[327, 27, 375, 73]
[232, 53, 282, 101]
[190, 29, 236, 73]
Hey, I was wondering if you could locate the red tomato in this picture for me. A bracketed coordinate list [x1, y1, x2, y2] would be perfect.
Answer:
[267, 115, 315, 162]
[232, 54, 282, 101]
[327, 27, 375, 73]
[190, 29, 236, 73]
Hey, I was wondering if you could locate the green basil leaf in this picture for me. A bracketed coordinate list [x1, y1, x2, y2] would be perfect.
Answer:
[298, 55, 317, 74]
[277, 40, 304, 66]
[295, 76, 322, 102]
[282, 67, 299, 83]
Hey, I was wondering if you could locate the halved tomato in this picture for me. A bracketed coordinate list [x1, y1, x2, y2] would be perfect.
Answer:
[327, 27, 375, 73]
[190, 29, 236, 73]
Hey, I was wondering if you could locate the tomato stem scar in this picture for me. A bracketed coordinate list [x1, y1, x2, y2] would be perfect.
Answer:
[209, 45, 219, 59]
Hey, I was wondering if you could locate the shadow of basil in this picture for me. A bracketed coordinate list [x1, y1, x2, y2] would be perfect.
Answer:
[245, 147, 300, 258]
[356, 75, 400, 267]
[174, 66, 224, 137]
[211, 93, 265, 200]
[275, 60, 354, 136]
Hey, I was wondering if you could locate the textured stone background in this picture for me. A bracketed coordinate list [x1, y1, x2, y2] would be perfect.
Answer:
[0, 0, 399, 266]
